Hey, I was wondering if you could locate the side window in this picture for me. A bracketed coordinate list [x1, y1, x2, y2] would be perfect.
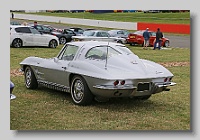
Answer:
[117, 31, 123, 34]
[101, 32, 109, 37]
[36, 26, 43, 30]
[30, 27, 40, 34]
[42, 26, 51, 32]
[96, 32, 101, 37]
[64, 30, 74, 35]
[59, 45, 79, 61]
[15, 27, 31, 33]
[151, 32, 156, 36]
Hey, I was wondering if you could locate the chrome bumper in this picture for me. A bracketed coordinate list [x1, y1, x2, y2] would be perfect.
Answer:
[92, 82, 176, 98]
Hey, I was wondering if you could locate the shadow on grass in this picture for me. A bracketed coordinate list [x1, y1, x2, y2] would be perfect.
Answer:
[34, 86, 172, 113]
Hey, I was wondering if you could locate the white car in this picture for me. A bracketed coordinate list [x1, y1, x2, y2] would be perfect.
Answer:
[72, 30, 126, 44]
[10, 25, 59, 48]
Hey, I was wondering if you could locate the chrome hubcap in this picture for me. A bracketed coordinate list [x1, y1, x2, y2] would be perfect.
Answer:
[60, 38, 66, 44]
[25, 69, 31, 86]
[14, 39, 21, 47]
[73, 80, 84, 101]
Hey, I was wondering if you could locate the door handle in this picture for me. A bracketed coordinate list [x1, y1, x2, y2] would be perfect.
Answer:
[62, 67, 67, 70]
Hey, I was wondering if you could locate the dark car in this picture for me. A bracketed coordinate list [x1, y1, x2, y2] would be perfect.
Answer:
[62, 29, 77, 36]
[31, 24, 73, 44]
[69, 27, 84, 35]
[127, 30, 170, 47]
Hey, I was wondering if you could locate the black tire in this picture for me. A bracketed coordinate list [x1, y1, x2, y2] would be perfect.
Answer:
[49, 39, 57, 48]
[133, 95, 151, 100]
[12, 38, 23, 48]
[163, 40, 170, 47]
[59, 37, 67, 45]
[24, 66, 38, 89]
[70, 75, 94, 105]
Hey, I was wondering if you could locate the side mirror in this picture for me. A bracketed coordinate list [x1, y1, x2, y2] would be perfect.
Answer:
[54, 57, 59, 63]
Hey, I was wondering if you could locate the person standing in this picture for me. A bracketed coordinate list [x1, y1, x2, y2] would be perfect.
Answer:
[143, 28, 150, 49]
[153, 28, 163, 50]
[33, 21, 38, 29]
[11, 12, 14, 19]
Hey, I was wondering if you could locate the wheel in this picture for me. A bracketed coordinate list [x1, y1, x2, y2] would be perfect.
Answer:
[12, 38, 23, 48]
[59, 37, 67, 45]
[24, 66, 38, 89]
[49, 39, 57, 48]
[70, 75, 94, 105]
[163, 40, 170, 47]
[133, 95, 151, 100]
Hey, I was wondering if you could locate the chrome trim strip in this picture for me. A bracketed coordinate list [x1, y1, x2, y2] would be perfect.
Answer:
[155, 82, 176, 88]
[37, 80, 70, 92]
[93, 84, 136, 90]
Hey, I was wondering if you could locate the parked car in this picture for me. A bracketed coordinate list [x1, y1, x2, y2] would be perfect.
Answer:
[127, 30, 170, 47]
[10, 21, 21, 25]
[20, 41, 176, 106]
[69, 27, 84, 35]
[108, 30, 130, 43]
[10, 25, 59, 48]
[31, 24, 72, 44]
[62, 28, 77, 36]
[43, 25, 63, 32]
[10, 81, 16, 100]
[72, 30, 126, 44]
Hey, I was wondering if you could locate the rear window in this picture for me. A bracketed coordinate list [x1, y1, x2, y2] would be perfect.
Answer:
[85, 46, 121, 60]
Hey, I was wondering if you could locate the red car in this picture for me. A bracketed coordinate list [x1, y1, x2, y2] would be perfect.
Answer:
[127, 30, 170, 47]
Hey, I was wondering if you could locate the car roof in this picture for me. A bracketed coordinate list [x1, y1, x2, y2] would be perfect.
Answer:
[67, 41, 125, 49]
[10, 25, 31, 28]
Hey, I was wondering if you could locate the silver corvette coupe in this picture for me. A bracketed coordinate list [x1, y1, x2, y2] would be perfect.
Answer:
[20, 41, 176, 105]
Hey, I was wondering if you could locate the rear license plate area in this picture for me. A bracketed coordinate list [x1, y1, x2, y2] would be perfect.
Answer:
[137, 83, 149, 91]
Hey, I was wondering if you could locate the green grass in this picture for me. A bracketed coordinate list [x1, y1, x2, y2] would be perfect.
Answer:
[10, 44, 190, 130]
[23, 12, 190, 24]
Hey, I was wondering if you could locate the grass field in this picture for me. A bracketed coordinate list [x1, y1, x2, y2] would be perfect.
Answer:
[10, 44, 190, 130]
[24, 11, 190, 24]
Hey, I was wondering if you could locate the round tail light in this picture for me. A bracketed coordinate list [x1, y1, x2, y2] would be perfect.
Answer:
[164, 78, 168, 82]
[113, 80, 119, 86]
[121, 80, 125, 85]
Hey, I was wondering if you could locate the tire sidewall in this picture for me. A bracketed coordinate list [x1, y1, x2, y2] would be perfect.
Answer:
[70, 76, 93, 105]
[24, 66, 38, 89]
[49, 39, 57, 48]
[59, 37, 67, 45]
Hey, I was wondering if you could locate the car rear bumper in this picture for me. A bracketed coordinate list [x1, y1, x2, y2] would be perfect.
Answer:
[92, 82, 176, 98]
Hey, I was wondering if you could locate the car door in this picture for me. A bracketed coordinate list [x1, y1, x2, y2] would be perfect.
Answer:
[29, 27, 49, 46]
[15, 27, 33, 46]
[40, 45, 79, 86]
[149, 32, 156, 46]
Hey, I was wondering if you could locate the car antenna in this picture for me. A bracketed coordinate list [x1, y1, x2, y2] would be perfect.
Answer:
[105, 37, 109, 70]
